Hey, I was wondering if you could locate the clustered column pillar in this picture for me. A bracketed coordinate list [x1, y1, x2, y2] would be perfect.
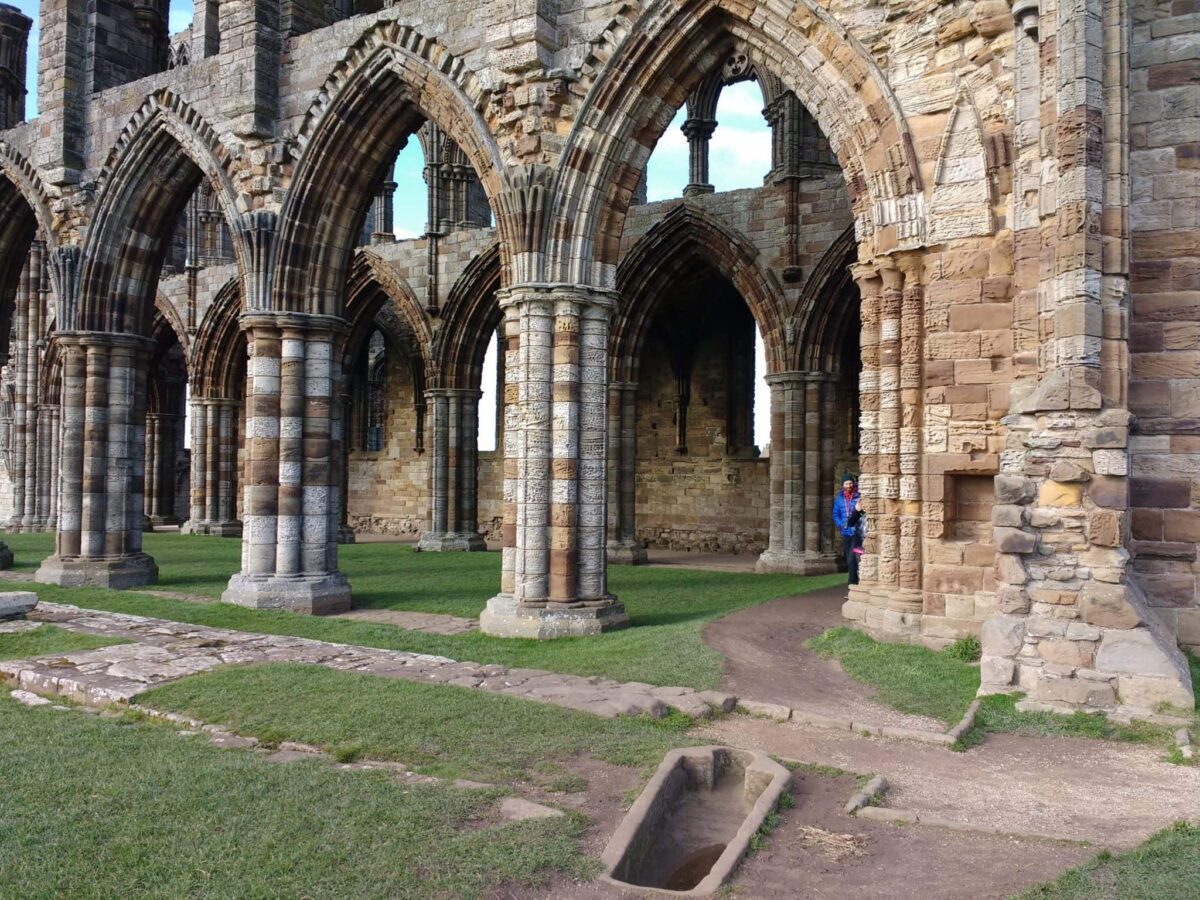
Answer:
[36, 333, 158, 588]
[756, 372, 840, 575]
[417, 387, 486, 551]
[7, 241, 45, 537]
[143, 411, 180, 527]
[222, 313, 350, 613]
[480, 285, 629, 638]
[843, 257, 926, 636]
[183, 397, 242, 536]
[606, 381, 646, 564]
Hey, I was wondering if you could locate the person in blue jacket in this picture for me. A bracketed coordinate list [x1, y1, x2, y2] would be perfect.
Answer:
[832, 473, 862, 585]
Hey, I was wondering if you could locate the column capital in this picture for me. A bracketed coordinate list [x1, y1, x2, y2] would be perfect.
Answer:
[239, 310, 349, 337]
[424, 386, 483, 401]
[497, 283, 620, 313]
[849, 261, 882, 292]
[681, 117, 718, 141]
[52, 330, 155, 354]
[763, 370, 811, 387]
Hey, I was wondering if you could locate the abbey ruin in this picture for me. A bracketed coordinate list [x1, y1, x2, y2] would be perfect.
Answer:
[0, 0, 1194, 718]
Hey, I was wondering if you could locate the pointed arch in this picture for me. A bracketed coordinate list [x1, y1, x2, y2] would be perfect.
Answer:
[191, 277, 244, 400]
[344, 252, 433, 377]
[436, 242, 503, 390]
[0, 142, 58, 249]
[275, 21, 506, 316]
[791, 225, 859, 372]
[78, 90, 245, 334]
[613, 203, 787, 378]
[550, 0, 923, 287]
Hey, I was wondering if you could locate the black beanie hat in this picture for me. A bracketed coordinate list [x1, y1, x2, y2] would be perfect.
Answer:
[841, 473, 856, 485]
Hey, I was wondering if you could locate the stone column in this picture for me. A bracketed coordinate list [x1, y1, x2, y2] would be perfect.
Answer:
[20, 244, 44, 532]
[8, 242, 44, 534]
[606, 381, 646, 564]
[896, 253, 925, 599]
[213, 399, 241, 535]
[182, 397, 208, 533]
[681, 118, 717, 197]
[145, 411, 180, 526]
[757, 372, 839, 575]
[34, 398, 57, 531]
[480, 285, 629, 638]
[417, 387, 486, 551]
[222, 313, 351, 614]
[36, 333, 158, 588]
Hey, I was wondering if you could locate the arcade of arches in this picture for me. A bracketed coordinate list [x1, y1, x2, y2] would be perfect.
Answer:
[0, 0, 1194, 719]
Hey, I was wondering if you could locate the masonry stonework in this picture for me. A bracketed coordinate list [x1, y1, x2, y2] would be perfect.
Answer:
[0, 0, 1191, 715]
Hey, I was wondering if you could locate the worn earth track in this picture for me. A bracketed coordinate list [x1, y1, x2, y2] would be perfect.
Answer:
[704, 585, 946, 731]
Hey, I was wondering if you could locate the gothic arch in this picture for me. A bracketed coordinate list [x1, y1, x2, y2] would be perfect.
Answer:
[0, 142, 57, 248]
[791, 225, 858, 372]
[191, 278, 244, 400]
[78, 91, 245, 334]
[436, 242, 502, 390]
[344, 252, 433, 374]
[275, 21, 506, 316]
[612, 204, 787, 378]
[551, 0, 923, 286]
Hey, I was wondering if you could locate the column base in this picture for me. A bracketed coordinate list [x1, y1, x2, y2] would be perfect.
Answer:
[606, 539, 648, 565]
[415, 531, 487, 552]
[755, 549, 840, 575]
[842, 584, 924, 643]
[181, 520, 243, 537]
[34, 553, 158, 589]
[480, 594, 630, 639]
[149, 515, 181, 528]
[337, 525, 357, 545]
[221, 572, 352, 615]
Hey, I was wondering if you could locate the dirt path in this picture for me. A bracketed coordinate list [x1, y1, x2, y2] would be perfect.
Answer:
[703, 585, 946, 731]
[530, 764, 1092, 900]
[699, 716, 1200, 849]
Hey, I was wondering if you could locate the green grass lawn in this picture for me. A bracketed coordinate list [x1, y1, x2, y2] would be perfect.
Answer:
[2, 532, 841, 689]
[808, 627, 1198, 751]
[141, 662, 689, 782]
[0, 623, 127, 660]
[0, 691, 593, 899]
[1021, 821, 1200, 900]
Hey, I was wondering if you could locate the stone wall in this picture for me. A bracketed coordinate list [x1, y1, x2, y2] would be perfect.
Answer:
[1127, 0, 1200, 653]
[346, 346, 428, 536]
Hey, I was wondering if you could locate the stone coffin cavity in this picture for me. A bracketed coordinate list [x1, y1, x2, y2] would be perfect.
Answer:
[601, 746, 791, 896]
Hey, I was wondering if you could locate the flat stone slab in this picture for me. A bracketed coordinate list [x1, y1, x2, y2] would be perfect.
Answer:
[333, 608, 477, 635]
[498, 797, 565, 822]
[0, 591, 38, 620]
[5, 602, 738, 723]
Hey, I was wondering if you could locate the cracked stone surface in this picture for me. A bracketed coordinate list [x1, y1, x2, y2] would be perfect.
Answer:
[1, 603, 735, 720]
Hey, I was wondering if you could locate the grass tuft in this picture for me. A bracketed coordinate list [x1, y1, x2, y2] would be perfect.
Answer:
[1020, 821, 1200, 899]
[0, 623, 127, 661]
[2, 532, 841, 690]
[141, 662, 690, 783]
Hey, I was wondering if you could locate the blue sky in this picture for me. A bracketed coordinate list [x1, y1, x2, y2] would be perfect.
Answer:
[13, 2, 772, 449]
